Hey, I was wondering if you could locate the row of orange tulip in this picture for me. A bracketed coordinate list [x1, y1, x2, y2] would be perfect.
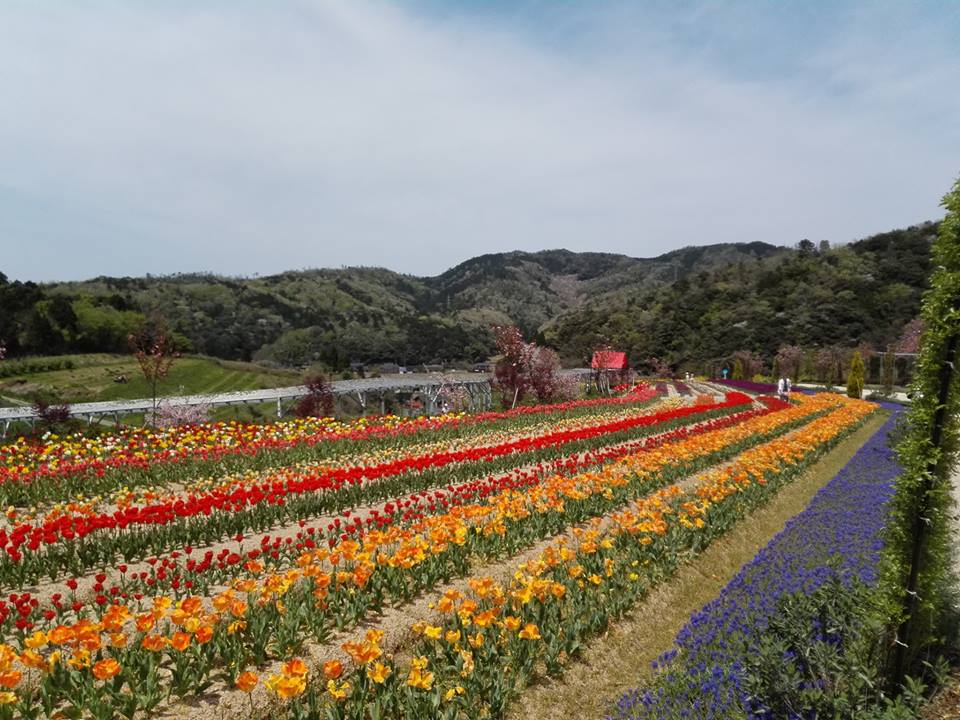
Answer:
[0, 394, 859, 719]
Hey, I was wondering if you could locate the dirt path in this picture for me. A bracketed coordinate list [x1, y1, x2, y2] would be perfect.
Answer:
[504, 410, 889, 720]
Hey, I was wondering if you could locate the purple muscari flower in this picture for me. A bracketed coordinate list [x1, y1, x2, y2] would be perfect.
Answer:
[609, 404, 904, 719]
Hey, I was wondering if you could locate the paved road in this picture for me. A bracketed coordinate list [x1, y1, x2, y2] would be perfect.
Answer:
[0, 369, 591, 424]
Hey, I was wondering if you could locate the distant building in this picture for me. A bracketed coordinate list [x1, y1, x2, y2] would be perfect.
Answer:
[591, 349, 628, 395]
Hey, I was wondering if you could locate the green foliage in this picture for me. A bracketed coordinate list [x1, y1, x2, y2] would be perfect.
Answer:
[802, 349, 816, 382]
[882, 349, 897, 394]
[848, 350, 866, 398]
[879, 176, 960, 687]
[0, 354, 299, 405]
[0, 223, 937, 369]
[546, 223, 936, 367]
[732, 357, 744, 380]
[743, 577, 899, 719]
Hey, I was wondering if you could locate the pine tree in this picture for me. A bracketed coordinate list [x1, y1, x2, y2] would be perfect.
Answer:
[732, 358, 744, 380]
[846, 350, 865, 398]
[882, 348, 896, 394]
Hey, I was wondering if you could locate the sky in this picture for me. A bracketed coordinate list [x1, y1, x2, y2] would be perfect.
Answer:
[1, 1, 958, 282]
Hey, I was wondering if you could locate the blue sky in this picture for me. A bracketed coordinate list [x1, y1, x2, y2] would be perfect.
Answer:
[1, 1, 958, 281]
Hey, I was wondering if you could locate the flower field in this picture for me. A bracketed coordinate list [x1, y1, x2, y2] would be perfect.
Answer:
[0, 385, 881, 719]
[611, 403, 904, 719]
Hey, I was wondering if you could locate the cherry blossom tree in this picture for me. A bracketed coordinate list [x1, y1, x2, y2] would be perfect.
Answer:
[128, 319, 179, 424]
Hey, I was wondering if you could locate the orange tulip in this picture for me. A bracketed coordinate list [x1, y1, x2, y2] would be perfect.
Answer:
[48, 626, 73, 645]
[135, 613, 157, 633]
[366, 662, 392, 684]
[342, 640, 381, 665]
[141, 635, 167, 652]
[406, 657, 434, 690]
[92, 659, 121, 681]
[169, 632, 191, 652]
[266, 673, 306, 699]
[322, 660, 344, 680]
[236, 671, 258, 693]
[281, 659, 308, 677]
[19, 650, 45, 671]
[179, 596, 203, 615]
[518, 623, 541, 640]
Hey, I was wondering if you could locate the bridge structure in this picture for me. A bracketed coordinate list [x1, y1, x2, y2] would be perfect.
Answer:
[0, 370, 592, 436]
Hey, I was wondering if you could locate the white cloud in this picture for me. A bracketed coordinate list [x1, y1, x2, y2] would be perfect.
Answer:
[0, 0, 957, 281]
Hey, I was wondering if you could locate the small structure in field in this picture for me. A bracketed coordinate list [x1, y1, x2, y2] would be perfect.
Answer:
[591, 349, 628, 395]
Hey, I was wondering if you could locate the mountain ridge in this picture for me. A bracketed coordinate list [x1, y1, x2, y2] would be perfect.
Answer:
[0, 226, 935, 370]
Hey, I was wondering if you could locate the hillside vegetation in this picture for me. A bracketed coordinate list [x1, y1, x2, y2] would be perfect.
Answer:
[0, 354, 299, 405]
[0, 223, 935, 369]
[545, 225, 936, 366]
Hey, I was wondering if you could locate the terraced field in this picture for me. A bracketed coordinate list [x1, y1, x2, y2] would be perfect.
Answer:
[0, 354, 300, 405]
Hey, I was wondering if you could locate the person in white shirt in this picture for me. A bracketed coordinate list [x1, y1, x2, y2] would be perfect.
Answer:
[777, 376, 786, 401]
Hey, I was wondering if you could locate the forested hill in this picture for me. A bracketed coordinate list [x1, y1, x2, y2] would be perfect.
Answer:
[544, 223, 937, 366]
[0, 243, 784, 366]
[0, 223, 935, 368]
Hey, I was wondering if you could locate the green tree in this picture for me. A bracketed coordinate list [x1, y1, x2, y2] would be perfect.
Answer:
[801, 349, 815, 382]
[732, 357, 744, 380]
[846, 350, 865, 398]
[882, 348, 896, 394]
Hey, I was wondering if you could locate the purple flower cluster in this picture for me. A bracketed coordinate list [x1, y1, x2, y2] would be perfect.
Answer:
[610, 404, 904, 720]
[713, 378, 777, 394]
[674, 381, 692, 396]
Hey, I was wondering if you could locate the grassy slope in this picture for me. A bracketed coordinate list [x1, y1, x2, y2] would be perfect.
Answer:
[0, 354, 300, 405]
[506, 409, 891, 720]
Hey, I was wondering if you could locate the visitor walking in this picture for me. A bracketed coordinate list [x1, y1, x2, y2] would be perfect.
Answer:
[777, 376, 787, 401]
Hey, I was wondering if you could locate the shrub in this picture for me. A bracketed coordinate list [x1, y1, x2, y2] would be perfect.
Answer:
[294, 374, 335, 418]
[847, 350, 865, 399]
[732, 358, 744, 380]
[154, 401, 211, 428]
[882, 349, 896, 394]
[731, 350, 763, 378]
[492, 326, 564, 407]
